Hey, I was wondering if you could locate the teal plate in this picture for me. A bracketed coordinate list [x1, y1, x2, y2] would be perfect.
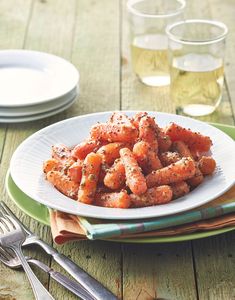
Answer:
[5, 122, 235, 243]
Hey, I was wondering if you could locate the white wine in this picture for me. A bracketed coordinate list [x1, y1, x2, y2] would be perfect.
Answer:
[171, 53, 224, 116]
[131, 34, 170, 86]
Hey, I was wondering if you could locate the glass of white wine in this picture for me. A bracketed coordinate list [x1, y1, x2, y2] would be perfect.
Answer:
[127, 0, 185, 87]
[166, 19, 228, 117]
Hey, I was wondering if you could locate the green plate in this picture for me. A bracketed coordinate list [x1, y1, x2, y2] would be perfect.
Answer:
[5, 122, 235, 243]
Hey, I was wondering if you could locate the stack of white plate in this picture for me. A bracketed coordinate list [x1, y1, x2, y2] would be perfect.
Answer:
[0, 50, 79, 123]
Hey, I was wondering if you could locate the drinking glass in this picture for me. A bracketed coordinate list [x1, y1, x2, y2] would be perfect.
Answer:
[166, 19, 228, 117]
[127, 0, 185, 87]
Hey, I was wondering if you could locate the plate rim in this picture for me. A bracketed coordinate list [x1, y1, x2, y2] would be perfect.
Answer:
[0, 49, 79, 108]
[9, 111, 235, 219]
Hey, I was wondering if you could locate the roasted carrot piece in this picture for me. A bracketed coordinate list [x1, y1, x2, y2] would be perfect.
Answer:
[52, 144, 71, 161]
[146, 157, 196, 188]
[165, 123, 212, 152]
[97, 142, 125, 165]
[67, 160, 83, 183]
[78, 153, 102, 204]
[98, 163, 109, 184]
[139, 115, 158, 151]
[94, 190, 131, 208]
[198, 156, 216, 175]
[120, 148, 147, 195]
[132, 111, 148, 128]
[130, 186, 173, 207]
[109, 112, 132, 125]
[71, 139, 101, 160]
[172, 141, 204, 188]
[171, 181, 190, 199]
[43, 158, 62, 174]
[133, 141, 162, 174]
[46, 171, 79, 200]
[155, 125, 172, 152]
[159, 151, 181, 167]
[90, 123, 138, 143]
[104, 159, 126, 190]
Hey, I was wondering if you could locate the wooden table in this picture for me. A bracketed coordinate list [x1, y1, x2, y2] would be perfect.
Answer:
[0, 0, 235, 299]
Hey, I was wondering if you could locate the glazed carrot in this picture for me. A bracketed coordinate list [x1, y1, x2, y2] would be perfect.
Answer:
[94, 190, 131, 208]
[139, 116, 158, 151]
[78, 153, 102, 204]
[155, 125, 172, 152]
[98, 163, 109, 184]
[104, 159, 126, 190]
[133, 141, 162, 174]
[165, 123, 212, 152]
[52, 144, 71, 161]
[46, 171, 79, 200]
[131, 111, 148, 128]
[146, 157, 196, 187]
[172, 141, 204, 188]
[71, 139, 101, 160]
[90, 122, 138, 143]
[67, 160, 83, 183]
[159, 151, 181, 167]
[43, 158, 62, 174]
[109, 112, 132, 125]
[120, 148, 147, 195]
[198, 156, 216, 175]
[130, 186, 173, 207]
[97, 142, 125, 165]
[171, 181, 190, 199]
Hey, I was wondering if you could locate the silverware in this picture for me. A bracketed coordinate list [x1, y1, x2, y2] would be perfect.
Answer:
[0, 202, 118, 300]
[0, 246, 93, 300]
[0, 214, 55, 300]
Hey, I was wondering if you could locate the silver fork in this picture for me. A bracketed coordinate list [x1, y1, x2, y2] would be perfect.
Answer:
[0, 201, 118, 300]
[0, 246, 93, 300]
[0, 215, 55, 300]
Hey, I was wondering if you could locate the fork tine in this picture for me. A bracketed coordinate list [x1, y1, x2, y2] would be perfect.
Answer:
[0, 246, 14, 260]
[4, 215, 20, 230]
[0, 219, 8, 234]
[0, 216, 14, 232]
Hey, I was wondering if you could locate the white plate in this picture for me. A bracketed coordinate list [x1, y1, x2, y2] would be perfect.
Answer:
[0, 50, 79, 107]
[0, 95, 77, 123]
[0, 87, 78, 117]
[10, 111, 235, 220]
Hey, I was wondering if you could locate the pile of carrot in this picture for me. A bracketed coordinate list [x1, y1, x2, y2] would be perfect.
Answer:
[43, 112, 216, 208]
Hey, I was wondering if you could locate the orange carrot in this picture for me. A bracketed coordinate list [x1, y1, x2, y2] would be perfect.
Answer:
[165, 123, 212, 152]
[90, 122, 138, 143]
[172, 141, 204, 188]
[139, 115, 158, 151]
[120, 148, 147, 195]
[159, 151, 181, 167]
[171, 181, 190, 199]
[198, 156, 216, 175]
[146, 157, 196, 187]
[155, 125, 172, 152]
[94, 190, 131, 208]
[46, 171, 79, 199]
[43, 158, 62, 174]
[67, 160, 83, 183]
[133, 141, 162, 174]
[130, 186, 173, 207]
[78, 153, 102, 204]
[71, 139, 101, 160]
[131, 111, 148, 128]
[109, 112, 132, 125]
[104, 159, 126, 190]
[97, 142, 125, 165]
[52, 144, 71, 161]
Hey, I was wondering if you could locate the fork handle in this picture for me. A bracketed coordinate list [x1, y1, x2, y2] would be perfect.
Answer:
[34, 239, 117, 300]
[10, 244, 55, 300]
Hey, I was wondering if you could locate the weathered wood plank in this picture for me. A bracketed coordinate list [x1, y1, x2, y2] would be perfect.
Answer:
[47, 1, 122, 299]
[123, 243, 197, 300]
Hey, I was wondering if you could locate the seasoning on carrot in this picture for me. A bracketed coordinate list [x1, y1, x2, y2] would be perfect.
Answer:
[120, 147, 147, 195]
[67, 160, 83, 183]
[43, 158, 62, 174]
[146, 157, 196, 188]
[198, 156, 216, 175]
[159, 151, 181, 167]
[139, 115, 158, 151]
[97, 142, 125, 165]
[71, 139, 101, 160]
[78, 152, 102, 204]
[170, 181, 190, 199]
[104, 159, 126, 190]
[94, 190, 131, 208]
[52, 144, 71, 161]
[165, 123, 212, 152]
[46, 171, 79, 200]
[130, 186, 173, 207]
